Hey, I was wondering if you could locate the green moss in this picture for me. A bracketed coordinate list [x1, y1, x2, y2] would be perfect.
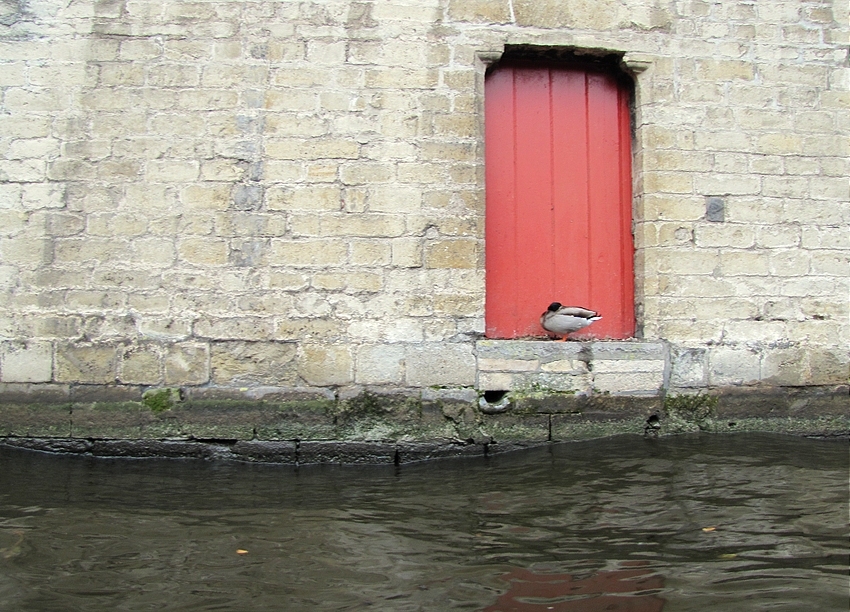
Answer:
[142, 388, 181, 414]
[337, 391, 423, 420]
[339, 391, 386, 418]
[663, 392, 719, 431]
[664, 392, 718, 416]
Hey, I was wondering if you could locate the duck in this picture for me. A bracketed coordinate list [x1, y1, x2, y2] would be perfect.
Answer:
[540, 302, 601, 341]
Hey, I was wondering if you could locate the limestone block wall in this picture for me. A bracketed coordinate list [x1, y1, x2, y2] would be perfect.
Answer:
[0, 0, 847, 408]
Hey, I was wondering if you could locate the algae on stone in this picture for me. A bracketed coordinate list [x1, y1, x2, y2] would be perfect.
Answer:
[142, 388, 182, 414]
[662, 392, 719, 432]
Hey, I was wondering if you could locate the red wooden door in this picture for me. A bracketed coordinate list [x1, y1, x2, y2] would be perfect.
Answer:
[485, 62, 635, 339]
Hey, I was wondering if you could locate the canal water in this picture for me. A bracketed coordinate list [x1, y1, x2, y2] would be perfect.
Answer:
[0, 433, 846, 611]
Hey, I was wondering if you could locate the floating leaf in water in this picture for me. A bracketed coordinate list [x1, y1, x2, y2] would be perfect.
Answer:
[0, 531, 24, 559]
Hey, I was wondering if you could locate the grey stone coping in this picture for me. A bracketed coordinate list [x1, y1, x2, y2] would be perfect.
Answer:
[475, 339, 668, 361]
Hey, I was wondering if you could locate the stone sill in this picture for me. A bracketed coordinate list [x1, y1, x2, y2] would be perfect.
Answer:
[476, 339, 669, 396]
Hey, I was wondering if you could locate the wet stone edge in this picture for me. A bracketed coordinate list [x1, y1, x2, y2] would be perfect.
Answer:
[0, 385, 847, 464]
[0, 436, 549, 465]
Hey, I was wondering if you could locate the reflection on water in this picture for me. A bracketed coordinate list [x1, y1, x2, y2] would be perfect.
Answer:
[0, 433, 846, 611]
[483, 562, 665, 611]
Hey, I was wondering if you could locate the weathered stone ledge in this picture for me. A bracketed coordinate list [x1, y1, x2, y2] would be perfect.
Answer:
[0, 384, 846, 463]
[0, 437, 520, 465]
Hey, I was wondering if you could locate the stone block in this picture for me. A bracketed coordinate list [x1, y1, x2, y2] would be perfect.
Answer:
[477, 340, 585, 362]
[405, 343, 475, 387]
[368, 186, 423, 213]
[350, 241, 391, 266]
[265, 138, 359, 160]
[119, 39, 161, 61]
[177, 237, 228, 265]
[719, 251, 770, 276]
[643, 171, 694, 194]
[550, 409, 653, 442]
[163, 342, 210, 385]
[695, 59, 755, 80]
[513, 0, 624, 28]
[519, 371, 593, 393]
[0, 62, 26, 86]
[396, 441, 486, 462]
[298, 441, 397, 465]
[756, 226, 800, 249]
[128, 237, 175, 266]
[256, 398, 336, 440]
[432, 294, 481, 317]
[167, 402, 260, 440]
[266, 185, 342, 211]
[479, 413, 550, 442]
[724, 320, 788, 344]
[514, 393, 582, 414]
[3, 88, 65, 112]
[146, 160, 199, 182]
[694, 224, 755, 249]
[760, 347, 815, 386]
[669, 347, 708, 388]
[593, 371, 664, 395]
[70, 402, 143, 438]
[708, 347, 761, 386]
[380, 314, 423, 341]
[178, 89, 240, 110]
[275, 318, 343, 342]
[424, 239, 478, 269]
[811, 251, 850, 276]
[587, 342, 667, 361]
[421, 386, 478, 404]
[2, 235, 53, 267]
[346, 272, 384, 292]
[298, 344, 353, 386]
[810, 176, 850, 200]
[478, 358, 539, 372]
[87, 212, 147, 237]
[194, 317, 275, 341]
[1, 342, 53, 383]
[592, 359, 666, 374]
[210, 341, 297, 386]
[540, 359, 588, 374]
[477, 371, 515, 391]
[321, 214, 406, 238]
[55, 344, 118, 384]
[355, 344, 405, 385]
[0, 403, 71, 437]
[365, 66, 439, 89]
[138, 318, 192, 340]
[119, 345, 162, 385]
[199, 159, 245, 182]
[656, 249, 720, 275]
[231, 440, 297, 463]
[269, 240, 347, 267]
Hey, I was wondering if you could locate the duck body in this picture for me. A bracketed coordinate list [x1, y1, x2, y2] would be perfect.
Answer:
[540, 302, 601, 340]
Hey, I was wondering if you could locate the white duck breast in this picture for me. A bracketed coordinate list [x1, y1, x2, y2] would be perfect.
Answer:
[540, 302, 602, 336]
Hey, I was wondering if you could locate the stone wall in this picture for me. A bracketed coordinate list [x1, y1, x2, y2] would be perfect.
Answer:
[0, 0, 847, 450]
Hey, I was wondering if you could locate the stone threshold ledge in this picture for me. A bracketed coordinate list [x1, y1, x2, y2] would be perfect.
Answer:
[476, 339, 669, 398]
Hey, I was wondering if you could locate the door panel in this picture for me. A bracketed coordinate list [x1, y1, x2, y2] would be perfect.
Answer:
[485, 63, 635, 339]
